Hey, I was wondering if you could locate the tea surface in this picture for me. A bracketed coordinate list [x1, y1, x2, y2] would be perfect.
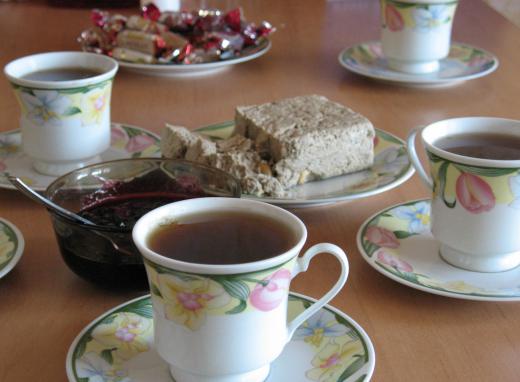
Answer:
[436, 132, 520, 160]
[22, 67, 103, 81]
[147, 211, 297, 265]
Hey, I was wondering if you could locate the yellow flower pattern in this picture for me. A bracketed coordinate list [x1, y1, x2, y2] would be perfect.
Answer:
[11, 80, 113, 127]
[157, 272, 231, 331]
[306, 339, 365, 382]
[0, 229, 15, 265]
[81, 85, 111, 125]
[91, 312, 152, 361]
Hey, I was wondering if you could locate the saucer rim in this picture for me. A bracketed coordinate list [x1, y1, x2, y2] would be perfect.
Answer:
[338, 41, 499, 86]
[356, 198, 520, 302]
[0, 123, 161, 192]
[0, 217, 25, 280]
[65, 292, 376, 382]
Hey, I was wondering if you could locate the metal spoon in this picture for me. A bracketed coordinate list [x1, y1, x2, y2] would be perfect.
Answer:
[8, 176, 97, 226]
[8, 176, 134, 256]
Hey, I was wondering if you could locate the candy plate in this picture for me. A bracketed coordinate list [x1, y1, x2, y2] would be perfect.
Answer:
[0, 218, 24, 279]
[0, 123, 161, 191]
[66, 293, 375, 382]
[117, 40, 271, 77]
[196, 121, 414, 208]
[357, 199, 520, 301]
[339, 41, 498, 86]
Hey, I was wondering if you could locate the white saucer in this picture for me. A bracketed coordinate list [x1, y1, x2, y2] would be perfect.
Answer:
[118, 40, 271, 77]
[339, 41, 498, 86]
[0, 123, 161, 191]
[66, 293, 375, 382]
[357, 199, 520, 301]
[0, 218, 24, 279]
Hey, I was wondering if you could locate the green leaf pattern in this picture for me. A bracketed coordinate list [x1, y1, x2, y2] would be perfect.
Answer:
[11, 79, 113, 126]
[144, 257, 297, 321]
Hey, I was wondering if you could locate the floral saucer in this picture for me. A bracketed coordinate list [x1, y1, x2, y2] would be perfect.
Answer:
[357, 199, 520, 301]
[118, 40, 271, 77]
[0, 123, 161, 191]
[66, 293, 375, 382]
[196, 121, 414, 208]
[0, 218, 24, 279]
[338, 41, 498, 86]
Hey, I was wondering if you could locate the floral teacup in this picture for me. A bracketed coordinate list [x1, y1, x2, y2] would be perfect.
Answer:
[380, 0, 458, 74]
[4, 51, 118, 176]
[408, 117, 520, 272]
[133, 197, 349, 382]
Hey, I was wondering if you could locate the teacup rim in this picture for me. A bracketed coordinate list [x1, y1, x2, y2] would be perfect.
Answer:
[132, 197, 308, 275]
[421, 116, 520, 168]
[4, 51, 118, 89]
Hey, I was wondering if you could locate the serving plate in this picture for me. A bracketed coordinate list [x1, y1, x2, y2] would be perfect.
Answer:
[196, 121, 414, 208]
[117, 40, 271, 77]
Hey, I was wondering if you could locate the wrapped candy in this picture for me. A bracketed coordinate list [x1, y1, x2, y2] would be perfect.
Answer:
[126, 15, 168, 34]
[79, 4, 275, 65]
[112, 47, 156, 64]
[116, 30, 164, 55]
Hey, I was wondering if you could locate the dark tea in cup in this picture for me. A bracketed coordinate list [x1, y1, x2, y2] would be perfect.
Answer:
[147, 210, 297, 265]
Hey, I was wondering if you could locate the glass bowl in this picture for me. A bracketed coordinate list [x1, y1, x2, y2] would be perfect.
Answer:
[45, 158, 241, 288]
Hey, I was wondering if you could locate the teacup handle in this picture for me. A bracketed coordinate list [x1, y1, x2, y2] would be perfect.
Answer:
[407, 126, 433, 190]
[286, 243, 349, 340]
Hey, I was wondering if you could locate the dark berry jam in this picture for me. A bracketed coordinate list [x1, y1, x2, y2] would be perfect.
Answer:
[51, 169, 207, 289]
[78, 193, 195, 231]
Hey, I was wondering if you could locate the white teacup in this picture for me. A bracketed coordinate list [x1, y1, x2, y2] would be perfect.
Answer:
[4, 51, 118, 176]
[380, 0, 459, 74]
[133, 197, 349, 382]
[407, 117, 520, 272]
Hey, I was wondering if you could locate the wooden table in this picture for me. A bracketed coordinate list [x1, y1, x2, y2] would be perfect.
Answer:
[1, 0, 520, 381]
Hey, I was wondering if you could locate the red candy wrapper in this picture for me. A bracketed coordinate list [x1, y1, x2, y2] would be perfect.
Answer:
[79, 5, 275, 65]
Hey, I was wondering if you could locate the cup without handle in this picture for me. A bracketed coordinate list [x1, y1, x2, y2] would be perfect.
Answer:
[407, 126, 434, 190]
[286, 243, 349, 340]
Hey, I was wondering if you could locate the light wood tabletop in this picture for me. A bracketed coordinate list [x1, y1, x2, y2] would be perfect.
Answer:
[1, 0, 520, 381]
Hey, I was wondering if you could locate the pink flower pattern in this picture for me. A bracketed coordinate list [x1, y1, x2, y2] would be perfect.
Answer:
[126, 135, 155, 153]
[365, 226, 399, 248]
[250, 269, 292, 311]
[456, 173, 495, 214]
[385, 4, 404, 31]
[376, 249, 413, 273]
[110, 126, 126, 144]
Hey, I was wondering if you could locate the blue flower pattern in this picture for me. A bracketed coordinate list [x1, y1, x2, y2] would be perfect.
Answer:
[294, 311, 349, 347]
[391, 201, 431, 233]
